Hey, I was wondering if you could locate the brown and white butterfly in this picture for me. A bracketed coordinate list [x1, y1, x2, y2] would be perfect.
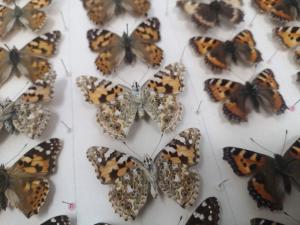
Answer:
[87, 17, 163, 75]
[0, 70, 56, 139]
[81, 0, 150, 25]
[0, 138, 63, 218]
[190, 30, 262, 72]
[87, 128, 201, 221]
[41, 215, 71, 225]
[177, 0, 244, 29]
[204, 68, 287, 122]
[223, 137, 300, 211]
[251, 218, 284, 225]
[0, 30, 61, 86]
[0, 0, 52, 38]
[274, 26, 300, 65]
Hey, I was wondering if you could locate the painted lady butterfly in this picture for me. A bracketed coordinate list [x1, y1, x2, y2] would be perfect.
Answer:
[223, 137, 300, 210]
[87, 128, 201, 221]
[204, 69, 287, 122]
[0, 138, 63, 218]
[81, 0, 150, 25]
[0, 70, 56, 139]
[253, 0, 300, 22]
[41, 215, 70, 225]
[251, 218, 284, 225]
[190, 30, 262, 72]
[76, 63, 184, 139]
[0, 0, 52, 37]
[0, 30, 61, 86]
[185, 197, 220, 225]
[274, 26, 300, 65]
[177, 0, 244, 29]
[87, 17, 163, 75]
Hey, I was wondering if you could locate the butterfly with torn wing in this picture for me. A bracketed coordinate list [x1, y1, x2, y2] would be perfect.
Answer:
[76, 63, 184, 139]
[177, 0, 244, 29]
[190, 30, 262, 72]
[251, 218, 284, 225]
[81, 0, 150, 25]
[185, 197, 220, 225]
[0, 30, 61, 87]
[87, 17, 163, 75]
[274, 26, 300, 65]
[41, 215, 71, 225]
[253, 0, 300, 22]
[223, 137, 300, 211]
[0, 138, 63, 218]
[204, 68, 287, 122]
[0, 70, 55, 138]
[87, 128, 201, 221]
[0, 0, 52, 38]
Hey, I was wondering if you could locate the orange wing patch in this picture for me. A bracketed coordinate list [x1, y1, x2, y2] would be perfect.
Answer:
[131, 17, 161, 42]
[190, 37, 222, 55]
[275, 26, 300, 48]
[223, 99, 248, 122]
[253, 69, 279, 89]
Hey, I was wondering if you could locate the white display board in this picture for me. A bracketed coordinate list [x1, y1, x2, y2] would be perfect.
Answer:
[0, 0, 300, 225]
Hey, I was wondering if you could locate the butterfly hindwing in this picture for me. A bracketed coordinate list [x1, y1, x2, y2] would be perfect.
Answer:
[87, 147, 149, 220]
[41, 215, 71, 225]
[251, 218, 285, 225]
[185, 197, 220, 225]
[155, 128, 201, 208]
[121, 0, 150, 16]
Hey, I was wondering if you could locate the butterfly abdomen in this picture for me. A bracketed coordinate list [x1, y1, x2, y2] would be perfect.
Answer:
[122, 33, 135, 64]
[9, 48, 21, 67]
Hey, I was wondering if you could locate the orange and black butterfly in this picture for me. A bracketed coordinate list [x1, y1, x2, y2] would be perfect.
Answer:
[251, 218, 284, 225]
[204, 69, 287, 122]
[177, 0, 244, 29]
[223, 137, 300, 211]
[190, 30, 262, 71]
[253, 0, 300, 22]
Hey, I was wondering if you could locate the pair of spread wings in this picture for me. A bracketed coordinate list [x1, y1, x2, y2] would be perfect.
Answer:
[223, 138, 300, 210]
[0, 30, 61, 86]
[87, 128, 201, 221]
[41, 215, 70, 225]
[190, 30, 262, 71]
[76, 63, 184, 139]
[0, 70, 56, 138]
[81, 0, 150, 25]
[0, 0, 52, 37]
[275, 26, 300, 65]
[205, 69, 287, 122]
[254, 0, 300, 22]
[177, 0, 244, 29]
[87, 17, 163, 75]
[0, 138, 63, 218]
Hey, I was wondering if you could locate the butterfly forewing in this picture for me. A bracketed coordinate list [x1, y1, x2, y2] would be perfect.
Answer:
[275, 26, 300, 48]
[41, 215, 70, 225]
[0, 5, 14, 37]
[121, 0, 150, 16]
[251, 218, 285, 225]
[185, 197, 220, 225]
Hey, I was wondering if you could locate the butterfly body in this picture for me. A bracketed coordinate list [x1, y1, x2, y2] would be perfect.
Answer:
[122, 32, 135, 64]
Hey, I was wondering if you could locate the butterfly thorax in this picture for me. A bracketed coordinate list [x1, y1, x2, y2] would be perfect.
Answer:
[210, 1, 221, 13]
[0, 165, 9, 193]
[223, 41, 237, 63]
[244, 82, 260, 111]
[9, 48, 21, 67]
[122, 33, 135, 64]
[131, 82, 145, 118]
[143, 155, 158, 198]
[13, 5, 23, 19]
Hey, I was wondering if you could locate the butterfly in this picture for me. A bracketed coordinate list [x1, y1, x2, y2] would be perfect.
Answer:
[87, 128, 201, 220]
[41, 215, 70, 225]
[177, 0, 244, 29]
[0, 30, 61, 87]
[190, 30, 262, 71]
[274, 26, 300, 65]
[185, 197, 220, 225]
[223, 136, 300, 211]
[0, 138, 63, 218]
[204, 68, 287, 122]
[253, 0, 300, 22]
[81, 0, 150, 25]
[87, 17, 163, 75]
[0, 70, 55, 138]
[0, 0, 52, 38]
[76, 62, 184, 139]
[251, 218, 284, 225]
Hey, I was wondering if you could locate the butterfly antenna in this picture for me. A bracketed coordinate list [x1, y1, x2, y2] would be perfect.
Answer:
[150, 132, 164, 158]
[196, 100, 203, 114]
[59, 10, 68, 31]
[289, 98, 300, 112]
[60, 120, 72, 133]
[5, 144, 28, 166]
[3, 44, 11, 51]
[61, 59, 71, 76]
[177, 216, 183, 225]
[284, 211, 300, 224]
[281, 130, 288, 155]
[267, 49, 279, 64]
[248, 13, 258, 27]
[216, 178, 229, 191]
[250, 137, 275, 155]
[179, 44, 188, 64]
[122, 141, 143, 160]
